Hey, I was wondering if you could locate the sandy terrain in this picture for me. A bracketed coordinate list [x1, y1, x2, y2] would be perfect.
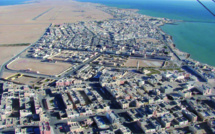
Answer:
[11, 75, 41, 85]
[124, 57, 163, 68]
[136, 38, 159, 44]
[0, 0, 112, 73]
[0, 46, 27, 66]
[8, 58, 72, 75]
[0, 0, 112, 44]
[1, 72, 17, 79]
[0, 24, 48, 44]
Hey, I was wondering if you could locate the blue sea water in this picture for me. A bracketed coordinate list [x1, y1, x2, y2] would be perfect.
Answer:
[0, 0, 29, 6]
[1, 0, 215, 66]
[78, 0, 215, 66]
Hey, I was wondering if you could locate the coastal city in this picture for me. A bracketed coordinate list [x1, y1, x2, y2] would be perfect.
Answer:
[0, 4, 215, 134]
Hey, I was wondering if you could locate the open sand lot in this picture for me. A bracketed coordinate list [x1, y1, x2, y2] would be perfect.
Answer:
[8, 58, 72, 75]
[10, 75, 42, 86]
[1, 72, 17, 79]
[124, 57, 164, 68]
[0, 46, 27, 66]
[0, 0, 112, 72]
[136, 38, 159, 44]
[0, 24, 49, 45]
[0, 0, 112, 44]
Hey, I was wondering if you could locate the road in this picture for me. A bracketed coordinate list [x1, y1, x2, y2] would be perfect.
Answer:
[3, 68, 58, 80]
[0, 37, 179, 81]
[0, 24, 52, 79]
[1, 50, 100, 81]
[60, 53, 101, 78]
[162, 34, 181, 62]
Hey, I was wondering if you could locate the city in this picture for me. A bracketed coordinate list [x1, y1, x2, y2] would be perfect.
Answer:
[0, 4, 215, 134]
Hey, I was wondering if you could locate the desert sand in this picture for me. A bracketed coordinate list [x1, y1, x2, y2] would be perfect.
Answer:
[0, 0, 112, 44]
[8, 58, 72, 75]
[0, 46, 27, 66]
[124, 57, 163, 68]
[1, 72, 17, 79]
[0, 0, 112, 68]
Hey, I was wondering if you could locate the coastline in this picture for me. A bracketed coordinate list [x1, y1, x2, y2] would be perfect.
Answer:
[0, 0, 214, 68]
[1, 1, 215, 133]
[76, 0, 215, 67]
[109, 3, 215, 68]
[158, 19, 214, 68]
[23, 0, 39, 4]
[0, 0, 36, 6]
[95, 2, 215, 68]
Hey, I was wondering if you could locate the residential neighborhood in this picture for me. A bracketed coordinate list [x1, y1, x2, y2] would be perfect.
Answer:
[0, 4, 215, 134]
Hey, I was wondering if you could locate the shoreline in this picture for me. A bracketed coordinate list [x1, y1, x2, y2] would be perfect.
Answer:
[0, 0, 214, 68]
[0, 0, 37, 7]
[159, 21, 214, 68]
[75, 0, 215, 67]
[111, 4, 215, 68]
[159, 22, 214, 68]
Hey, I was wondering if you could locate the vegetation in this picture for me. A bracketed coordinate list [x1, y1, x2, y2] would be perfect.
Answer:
[35, 87, 40, 89]
[97, 21, 104, 25]
[0, 43, 30, 47]
[44, 79, 50, 82]
[145, 68, 161, 76]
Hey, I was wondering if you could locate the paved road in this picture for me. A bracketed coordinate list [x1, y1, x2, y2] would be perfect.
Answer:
[3, 69, 58, 80]
[1, 52, 100, 82]
[0, 48, 30, 78]
[60, 53, 101, 78]
[0, 24, 52, 79]
[163, 35, 181, 61]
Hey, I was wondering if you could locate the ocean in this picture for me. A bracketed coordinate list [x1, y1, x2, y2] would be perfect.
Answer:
[1, 0, 215, 66]
[78, 0, 215, 66]
[0, 0, 29, 6]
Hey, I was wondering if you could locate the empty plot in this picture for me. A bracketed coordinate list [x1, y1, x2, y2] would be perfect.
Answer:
[16, 76, 40, 85]
[124, 58, 163, 67]
[0, 46, 27, 66]
[0, 0, 112, 44]
[152, 61, 161, 66]
[8, 58, 72, 75]
[1, 72, 17, 79]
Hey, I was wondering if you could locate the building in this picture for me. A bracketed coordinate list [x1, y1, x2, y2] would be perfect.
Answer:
[106, 111, 120, 124]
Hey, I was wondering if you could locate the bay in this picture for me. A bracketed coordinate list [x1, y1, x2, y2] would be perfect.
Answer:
[78, 0, 215, 66]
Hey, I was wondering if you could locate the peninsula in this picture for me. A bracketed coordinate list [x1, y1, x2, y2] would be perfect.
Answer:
[0, 0, 215, 134]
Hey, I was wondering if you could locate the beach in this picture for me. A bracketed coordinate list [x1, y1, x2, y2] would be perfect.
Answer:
[78, 0, 215, 66]
[0, 0, 215, 66]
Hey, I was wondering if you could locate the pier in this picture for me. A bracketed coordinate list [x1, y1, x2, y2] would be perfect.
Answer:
[182, 20, 215, 24]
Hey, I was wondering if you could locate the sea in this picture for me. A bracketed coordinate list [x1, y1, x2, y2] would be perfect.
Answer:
[0, 0, 29, 6]
[1, 0, 215, 66]
[77, 0, 215, 66]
